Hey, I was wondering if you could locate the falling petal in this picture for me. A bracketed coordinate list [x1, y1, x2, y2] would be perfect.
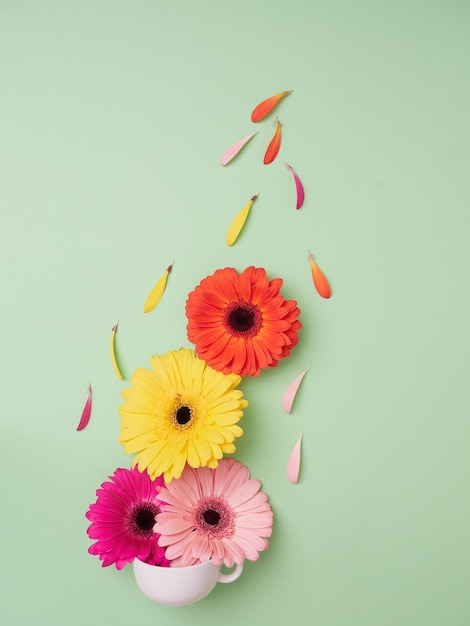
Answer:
[308, 251, 332, 299]
[286, 434, 303, 484]
[143, 262, 174, 313]
[110, 321, 124, 380]
[251, 90, 293, 122]
[285, 163, 305, 210]
[220, 132, 258, 166]
[77, 384, 92, 431]
[226, 194, 259, 246]
[263, 118, 282, 165]
[282, 368, 310, 414]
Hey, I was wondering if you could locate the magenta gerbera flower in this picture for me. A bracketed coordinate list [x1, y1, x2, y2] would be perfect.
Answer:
[86, 466, 170, 570]
[153, 458, 274, 568]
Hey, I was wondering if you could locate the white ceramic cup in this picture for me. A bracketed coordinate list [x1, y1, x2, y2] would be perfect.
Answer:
[132, 558, 244, 606]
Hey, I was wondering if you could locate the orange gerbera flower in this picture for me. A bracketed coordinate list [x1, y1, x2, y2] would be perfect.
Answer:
[185, 266, 301, 377]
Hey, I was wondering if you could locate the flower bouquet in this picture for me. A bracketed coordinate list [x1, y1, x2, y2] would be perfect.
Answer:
[85, 266, 302, 605]
[84, 89, 330, 605]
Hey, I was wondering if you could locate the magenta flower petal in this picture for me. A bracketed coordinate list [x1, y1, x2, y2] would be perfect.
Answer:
[86, 466, 171, 569]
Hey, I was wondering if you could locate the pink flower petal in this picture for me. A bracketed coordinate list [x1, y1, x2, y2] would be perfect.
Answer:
[221, 537, 244, 564]
[155, 514, 193, 534]
[228, 478, 262, 508]
[220, 132, 258, 166]
[191, 534, 211, 560]
[282, 368, 310, 414]
[286, 434, 303, 484]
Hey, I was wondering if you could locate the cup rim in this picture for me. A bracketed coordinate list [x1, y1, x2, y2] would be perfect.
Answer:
[134, 557, 218, 572]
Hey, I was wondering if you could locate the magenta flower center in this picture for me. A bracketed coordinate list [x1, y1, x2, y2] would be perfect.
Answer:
[194, 497, 234, 538]
[225, 302, 262, 338]
[127, 501, 159, 537]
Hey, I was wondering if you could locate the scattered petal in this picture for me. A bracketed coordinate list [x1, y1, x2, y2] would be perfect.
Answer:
[220, 132, 258, 166]
[308, 251, 332, 299]
[285, 163, 305, 210]
[251, 90, 292, 122]
[282, 368, 310, 414]
[286, 434, 303, 484]
[110, 321, 124, 380]
[263, 118, 282, 165]
[143, 262, 174, 313]
[77, 383, 92, 431]
[226, 194, 259, 246]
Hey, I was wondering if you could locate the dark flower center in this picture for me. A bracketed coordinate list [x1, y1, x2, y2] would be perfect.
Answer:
[175, 405, 191, 425]
[225, 302, 262, 338]
[203, 509, 221, 526]
[194, 497, 235, 538]
[128, 501, 159, 537]
[135, 508, 156, 531]
[228, 307, 255, 332]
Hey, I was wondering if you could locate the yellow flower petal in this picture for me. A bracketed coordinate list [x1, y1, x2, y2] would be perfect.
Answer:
[193, 436, 212, 464]
[226, 194, 258, 247]
[187, 440, 201, 467]
[143, 262, 173, 313]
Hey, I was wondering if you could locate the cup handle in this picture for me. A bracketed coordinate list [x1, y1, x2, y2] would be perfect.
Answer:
[217, 563, 243, 584]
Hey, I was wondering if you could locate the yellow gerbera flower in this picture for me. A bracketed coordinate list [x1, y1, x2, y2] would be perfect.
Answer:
[119, 348, 247, 483]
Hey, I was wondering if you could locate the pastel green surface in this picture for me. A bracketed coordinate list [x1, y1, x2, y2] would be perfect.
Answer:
[1, 1, 469, 625]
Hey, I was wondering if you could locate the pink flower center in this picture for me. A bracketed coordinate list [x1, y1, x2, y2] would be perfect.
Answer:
[224, 302, 262, 338]
[127, 501, 159, 537]
[194, 496, 234, 538]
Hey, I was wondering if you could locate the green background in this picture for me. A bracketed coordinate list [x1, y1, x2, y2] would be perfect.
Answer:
[1, 1, 469, 624]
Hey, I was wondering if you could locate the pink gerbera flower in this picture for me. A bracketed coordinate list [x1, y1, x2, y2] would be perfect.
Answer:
[154, 458, 274, 568]
[86, 466, 170, 570]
